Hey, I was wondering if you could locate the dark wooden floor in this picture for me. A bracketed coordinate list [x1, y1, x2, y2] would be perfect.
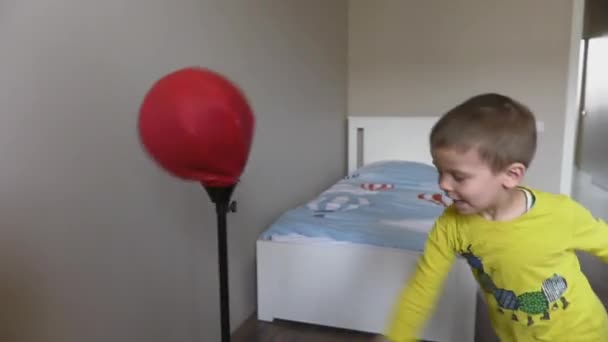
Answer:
[232, 316, 377, 341]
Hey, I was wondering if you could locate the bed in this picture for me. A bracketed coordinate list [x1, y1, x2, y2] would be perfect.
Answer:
[255, 116, 478, 342]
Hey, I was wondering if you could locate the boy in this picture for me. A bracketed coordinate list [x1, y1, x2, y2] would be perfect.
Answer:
[382, 93, 608, 341]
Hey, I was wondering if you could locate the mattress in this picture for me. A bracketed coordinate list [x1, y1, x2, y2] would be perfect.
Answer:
[259, 160, 452, 251]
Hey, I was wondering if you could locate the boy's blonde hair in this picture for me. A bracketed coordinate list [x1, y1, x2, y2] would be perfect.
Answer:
[430, 93, 537, 172]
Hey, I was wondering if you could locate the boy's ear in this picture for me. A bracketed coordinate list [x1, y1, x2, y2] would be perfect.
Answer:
[502, 162, 526, 189]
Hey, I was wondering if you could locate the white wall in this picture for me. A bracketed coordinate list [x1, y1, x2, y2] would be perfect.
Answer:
[0, 1, 347, 341]
[348, 0, 574, 193]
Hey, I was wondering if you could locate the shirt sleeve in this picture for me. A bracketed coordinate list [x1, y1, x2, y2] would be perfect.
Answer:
[384, 213, 458, 342]
[569, 198, 608, 263]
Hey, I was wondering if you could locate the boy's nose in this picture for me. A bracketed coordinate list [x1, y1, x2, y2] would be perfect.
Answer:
[439, 177, 452, 192]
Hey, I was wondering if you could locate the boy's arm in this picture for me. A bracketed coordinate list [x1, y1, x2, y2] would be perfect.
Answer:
[384, 218, 457, 342]
[569, 199, 608, 262]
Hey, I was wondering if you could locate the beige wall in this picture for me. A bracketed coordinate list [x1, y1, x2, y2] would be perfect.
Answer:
[0, 1, 347, 341]
[349, 0, 574, 192]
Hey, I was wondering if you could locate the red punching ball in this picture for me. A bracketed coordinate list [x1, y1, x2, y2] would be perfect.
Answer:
[138, 67, 253, 342]
[138, 67, 254, 188]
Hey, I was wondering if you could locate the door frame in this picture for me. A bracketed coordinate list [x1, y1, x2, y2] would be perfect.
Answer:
[561, 0, 586, 196]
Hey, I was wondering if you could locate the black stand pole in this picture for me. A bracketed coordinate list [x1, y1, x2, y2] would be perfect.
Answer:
[205, 185, 236, 342]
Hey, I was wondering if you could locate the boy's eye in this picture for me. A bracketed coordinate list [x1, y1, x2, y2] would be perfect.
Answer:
[453, 173, 469, 182]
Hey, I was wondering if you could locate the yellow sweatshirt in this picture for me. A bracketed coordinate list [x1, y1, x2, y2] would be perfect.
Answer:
[386, 189, 608, 341]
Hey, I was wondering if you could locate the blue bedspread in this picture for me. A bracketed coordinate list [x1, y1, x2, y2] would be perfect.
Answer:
[259, 161, 452, 251]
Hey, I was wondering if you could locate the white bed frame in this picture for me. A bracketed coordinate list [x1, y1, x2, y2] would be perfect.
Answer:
[256, 116, 478, 342]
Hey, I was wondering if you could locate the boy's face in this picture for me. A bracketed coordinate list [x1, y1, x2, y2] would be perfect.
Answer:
[431, 146, 517, 215]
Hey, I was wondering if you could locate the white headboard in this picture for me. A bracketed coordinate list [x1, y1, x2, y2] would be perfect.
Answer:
[347, 116, 439, 174]
[347, 116, 545, 174]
